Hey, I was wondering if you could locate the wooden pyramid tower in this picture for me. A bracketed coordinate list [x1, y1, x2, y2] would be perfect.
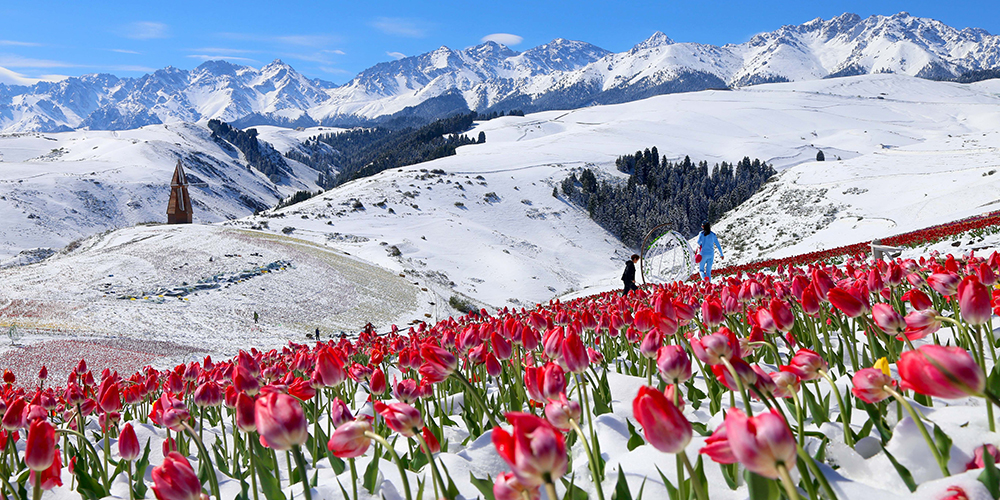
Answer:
[167, 160, 193, 224]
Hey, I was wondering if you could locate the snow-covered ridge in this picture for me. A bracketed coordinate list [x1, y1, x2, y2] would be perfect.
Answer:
[2, 12, 999, 133]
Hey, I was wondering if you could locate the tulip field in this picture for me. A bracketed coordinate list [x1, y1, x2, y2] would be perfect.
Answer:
[5, 249, 1000, 500]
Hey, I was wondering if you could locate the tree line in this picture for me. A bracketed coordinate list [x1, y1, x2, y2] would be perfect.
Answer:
[207, 119, 291, 183]
[559, 148, 776, 249]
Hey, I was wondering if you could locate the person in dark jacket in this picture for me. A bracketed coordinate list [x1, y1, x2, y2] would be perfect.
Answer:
[622, 254, 640, 296]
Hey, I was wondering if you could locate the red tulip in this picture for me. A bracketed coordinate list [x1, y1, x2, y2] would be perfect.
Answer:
[560, 331, 588, 373]
[781, 349, 827, 381]
[235, 393, 256, 432]
[725, 408, 796, 479]
[314, 349, 346, 388]
[370, 368, 387, 395]
[419, 345, 457, 383]
[699, 422, 737, 464]
[420, 426, 441, 453]
[638, 329, 663, 359]
[769, 299, 795, 332]
[656, 345, 691, 383]
[29, 452, 62, 491]
[958, 276, 992, 325]
[152, 452, 203, 500]
[827, 288, 867, 317]
[492, 412, 568, 487]
[800, 286, 821, 316]
[632, 386, 691, 453]
[25, 419, 56, 471]
[633, 309, 657, 332]
[898, 345, 985, 399]
[327, 419, 372, 458]
[712, 358, 758, 391]
[851, 368, 895, 404]
[192, 381, 222, 407]
[374, 401, 423, 436]
[485, 353, 503, 377]
[233, 367, 260, 396]
[2, 397, 26, 430]
[119, 422, 141, 461]
[904, 288, 934, 311]
[701, 298, 724, 327]
[255, 393, 308, 450]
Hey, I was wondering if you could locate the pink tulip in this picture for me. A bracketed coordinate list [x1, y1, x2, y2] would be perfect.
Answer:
[152, 452, 203, 500]
[656, 345, 692, 383]
[374, 401, 423, 436]
[898, 345, 985, 399]
[701, 298, 725, 327]
[928, 272, 960, 296]
[192, 381, 222, 407]
[851, 368, 895, 404]
[493, 471, 541, 500]
[900, 310, 941, 341]
[370, 368, 387, 395]
[327, 419, 372, 459]
[872, 303, 905, 335]
[712, 358, 758, 392]
[691, 330, 735, 365]
[492, 412, 568, 487]
[254, 393, 308, 450]
[119, 422, 141, 461]
[632, 386, 691, 453]
[639, 329, 663, 359]
[699, 422, 737, 464]
[725, 408, 797, 479]
[781, 348, 827, 381]
[769, 371, 800, 398]
[544, 394, 582, 431]
[314, 349, 346, 388]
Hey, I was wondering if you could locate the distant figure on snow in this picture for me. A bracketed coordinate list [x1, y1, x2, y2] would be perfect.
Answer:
[253, 311, 259, 324]
[621, 254, 640, 296]
[697, 222, 724, 281]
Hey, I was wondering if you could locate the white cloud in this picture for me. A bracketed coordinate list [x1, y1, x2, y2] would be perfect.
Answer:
[0, 54, 79, 69]
[216, 33, 341, 47]
[323, 49, 346, 55]
[0, 40, 41, 47]
[186, 54, 259, 64]
[0, 66, 65, 85]
[110, 49, 141, 55]
[481, 33, 523, 46]
[319, 66, 350, 75]
[123, 22, 169, 40]
[372, 17, 428, 38]
[386, 51, 406, 60]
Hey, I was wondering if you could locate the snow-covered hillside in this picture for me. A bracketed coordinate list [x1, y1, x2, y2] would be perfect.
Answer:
[2, 13, 999, 132]
[0, 122, 320, 261]
[219, 74, 1000, 307]
[0, 224, 425, 371]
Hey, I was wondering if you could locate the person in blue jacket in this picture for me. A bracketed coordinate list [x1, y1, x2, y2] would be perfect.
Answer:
[697, 221, 724, 281]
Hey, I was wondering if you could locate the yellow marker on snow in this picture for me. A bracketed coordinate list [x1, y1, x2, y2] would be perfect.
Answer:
[874, 357, 890, 376]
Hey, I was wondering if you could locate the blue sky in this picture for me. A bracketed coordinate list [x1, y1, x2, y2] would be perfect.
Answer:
[1, 0, 998, 85]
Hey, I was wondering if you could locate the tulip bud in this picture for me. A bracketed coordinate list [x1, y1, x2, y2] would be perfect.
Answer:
[25, 419, 56, 471]
[899, 345, 985, 399]
[632, 386, 691, 453]
[851, 368, 895, 404]
[544, 394, 582, 430]
[491, 413, 568, 487]
[781, 349, 827, 381]
[119, 422, 141, 462]
[374, 401, 423, 437]
[152, 452, 203, 500]
[327, 419, 372, 459]
[255, 393, 308, 450]
[656, 345, 692, 384]
[725, 408, 796, 479]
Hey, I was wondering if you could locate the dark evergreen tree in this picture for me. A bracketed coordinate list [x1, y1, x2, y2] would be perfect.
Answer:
[478, 131, 486, 143]
[563, 150, 776, 249]
[816, 150, 825, 161]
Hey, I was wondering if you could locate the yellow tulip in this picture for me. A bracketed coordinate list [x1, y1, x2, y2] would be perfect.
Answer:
[874, 357, 890, 376]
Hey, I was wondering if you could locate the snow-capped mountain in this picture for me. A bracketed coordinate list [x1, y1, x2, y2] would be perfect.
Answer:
[1, 12, 999, 133]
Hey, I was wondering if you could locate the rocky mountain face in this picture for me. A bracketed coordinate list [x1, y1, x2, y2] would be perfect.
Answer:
[1, 12, 998, 132]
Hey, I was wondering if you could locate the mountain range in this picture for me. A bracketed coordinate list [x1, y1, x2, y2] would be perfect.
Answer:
[1, 12, 999, 133]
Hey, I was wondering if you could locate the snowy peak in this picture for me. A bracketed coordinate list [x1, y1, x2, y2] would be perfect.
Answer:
[2, 12, 1000, 132]
[631, 31, 675, 52]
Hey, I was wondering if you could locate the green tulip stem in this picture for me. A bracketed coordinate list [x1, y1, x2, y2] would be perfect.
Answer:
[291, 444, 313, 500]
[818, 371, 854, 448]
[776, 463, 801, 500]
[365, 431, 413, 500]
[679, 451, 708, 500]
[412, 431, 448, 499]
[182, 424, 222, 500]
[884, 386, 950, 477]
[569, 419, 606, 500]
[451, 370, 501, 428]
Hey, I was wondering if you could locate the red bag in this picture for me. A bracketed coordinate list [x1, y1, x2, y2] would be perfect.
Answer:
[695, 246, 702, 263]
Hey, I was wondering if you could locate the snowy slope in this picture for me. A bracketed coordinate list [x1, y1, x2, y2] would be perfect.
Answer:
[3, 13, 1000, 133]
[0, 224, 426, 366]
[0, 123, 320, 260]
[218, 74, 1000, 308]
